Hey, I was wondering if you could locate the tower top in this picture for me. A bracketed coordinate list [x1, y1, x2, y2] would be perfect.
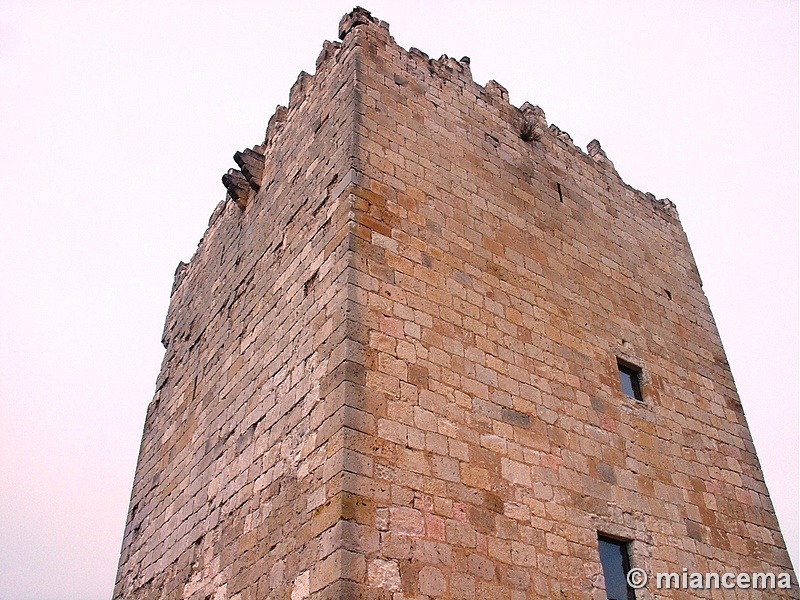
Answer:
[219, 6, 677, 231]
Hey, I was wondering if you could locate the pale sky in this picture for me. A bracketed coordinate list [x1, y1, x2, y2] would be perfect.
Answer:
[0, 2, 797, 599]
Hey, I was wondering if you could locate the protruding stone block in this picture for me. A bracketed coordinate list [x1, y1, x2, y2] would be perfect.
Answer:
[221, 168, 249, 208]
[234, 148, 265, 191]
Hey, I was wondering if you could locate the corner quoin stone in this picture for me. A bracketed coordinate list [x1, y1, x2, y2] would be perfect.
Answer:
[114, 6, 798, 600]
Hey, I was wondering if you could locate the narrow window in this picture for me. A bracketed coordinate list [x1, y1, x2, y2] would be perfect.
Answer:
[617, 360, 643, 401]
[598, 535, 636, 600]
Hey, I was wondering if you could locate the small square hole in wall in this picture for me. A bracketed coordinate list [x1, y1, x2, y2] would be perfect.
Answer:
[617, 360, 643, 402]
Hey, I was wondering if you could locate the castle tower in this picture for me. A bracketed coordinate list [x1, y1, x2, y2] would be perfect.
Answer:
[115, 8, 796, 599]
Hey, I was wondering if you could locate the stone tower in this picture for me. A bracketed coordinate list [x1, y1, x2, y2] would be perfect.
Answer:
[115, 8, 796, 599]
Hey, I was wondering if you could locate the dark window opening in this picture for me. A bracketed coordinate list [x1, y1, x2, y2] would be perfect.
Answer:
[598, 535, 636, 600]
[557, 182, 564, 202]
[617, 360, 643, 401]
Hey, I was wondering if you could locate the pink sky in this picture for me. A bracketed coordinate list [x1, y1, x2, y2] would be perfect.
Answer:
[0, 2, 796, 598]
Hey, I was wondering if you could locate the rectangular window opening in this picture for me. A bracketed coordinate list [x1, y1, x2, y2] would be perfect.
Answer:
[617, 360, 643, 402]
[597, 535, 636, 600]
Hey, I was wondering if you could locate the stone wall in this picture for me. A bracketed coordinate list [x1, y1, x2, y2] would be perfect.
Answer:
[116, 8, 797, 600]
[341, 8, 796, 600]
[115, 25, 367, 599]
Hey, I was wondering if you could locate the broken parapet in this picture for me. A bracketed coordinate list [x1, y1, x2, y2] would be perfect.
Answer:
[265, 105, 288, 146]
[587, 138, 618, 174]
[214, 8, 383, 219]
[484, 79, 509, 103]
[587, 139, 677, 219]
[216, 6, 667, 225]
[170, 261, 189, 298]
[214, 3, 676, 233]
[427, 53, 473, 84]
[646, 192, 679, 220]
[316, 39, 342, 70]
[548, 123, 574, 144]
[289, 71, 312, 110]
[338, 6, 389, 40]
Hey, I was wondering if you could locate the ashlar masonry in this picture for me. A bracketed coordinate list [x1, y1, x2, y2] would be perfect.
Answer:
[115, 8, 797, 600]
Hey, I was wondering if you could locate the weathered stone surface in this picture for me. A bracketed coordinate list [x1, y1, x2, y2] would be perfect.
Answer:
[115, 8, 797, 600]
[367, 558, 401, 592]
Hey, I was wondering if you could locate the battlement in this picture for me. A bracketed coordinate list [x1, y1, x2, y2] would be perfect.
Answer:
[212, 7, 676, 259]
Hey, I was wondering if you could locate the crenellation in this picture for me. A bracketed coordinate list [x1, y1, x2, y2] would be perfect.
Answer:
[587, 138, 617, 175]
[338, 6, 378, 41]
[288, 70, 313, 110]
[483, 79, 509, 104]
[519, 102, 545, 144]
[315, 39, 342, 71]
[264, 104, 289, 147]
